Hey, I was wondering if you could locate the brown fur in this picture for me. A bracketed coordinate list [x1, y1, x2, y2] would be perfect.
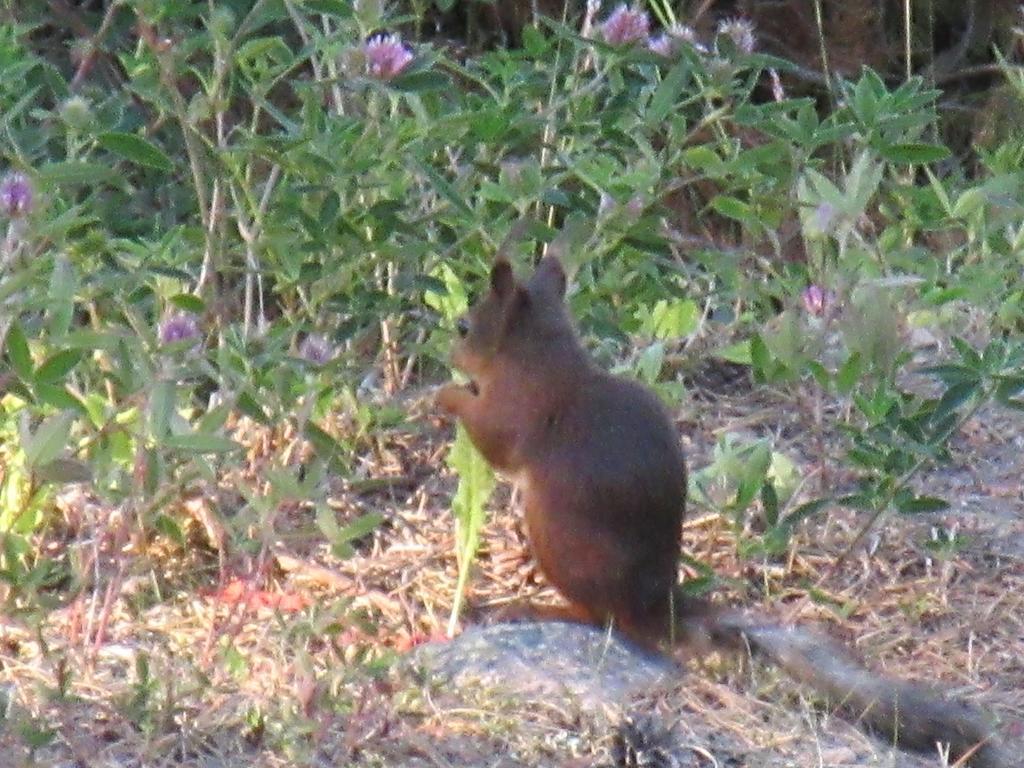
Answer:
[436, 255, 1009, 768]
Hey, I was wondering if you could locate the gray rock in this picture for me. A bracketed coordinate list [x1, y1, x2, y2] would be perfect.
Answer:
[408, 621, 676, 709]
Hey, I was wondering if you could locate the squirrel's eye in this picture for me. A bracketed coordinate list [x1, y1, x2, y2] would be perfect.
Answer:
[456, 317, 470, 338]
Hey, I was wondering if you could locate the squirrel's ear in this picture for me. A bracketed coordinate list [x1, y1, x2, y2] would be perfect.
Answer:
[490, 259, 515, 298]
[529, 255, 567, 299]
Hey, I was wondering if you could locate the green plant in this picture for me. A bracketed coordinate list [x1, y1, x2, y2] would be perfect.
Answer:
[445, 424, 494, 635]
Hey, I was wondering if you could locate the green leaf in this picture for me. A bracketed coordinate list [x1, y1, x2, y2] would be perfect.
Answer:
[921, 286, 968, 305]
[951, 188, 985, 219]
[24, 411, 75, 469]
[805, 587, 858, 619]
[836, 492, 877, 510]
[634, 342, 666, 385]
[142, 447, 161, 495]
[424, 263, 469, 322]
[647, 59, 690, 124]
[35, 350, 83, 385]
[761, 481, 779, 526]
[237, 391, 270, 425]
[4, 322, 33, 382]
[336, 512, 383, 545]
[302, 0, 353, 16]
[0, 265, 34, 303]
[852, 70, 880, 122]
[392, 70, 451, 93]
[154, 514, 186, 546]
[995, 376, 1024, 408]
[35, 383, 86, 412]
[807, 360, 830, 389]
[222, 644, 248, 678]
[62, 331, 125, 351]
[923, 167, 953, 215]
[265, 467, 303, 501]
[97, 131, 173, 171]
[644, 299, 699, 340]
[801, 167, 845, 211]
[37, 160, 118, 186]
[921, 363, 978, 387]
[304, 422, 345, 466]
[169, 294, 205, 313]
[35, 458, 93, 484]
[318, 191, 340, 229]
[448, 425, 495, 528]
[780, 498, 832, 529]
[897, 495, 949, 514]
[742, 448, 772, 504]
[234, 36, 295, 81]
[931, 380, 978, 424]
[521, 25, 548, 55]
[18, 724, 56, 750]
[317, 508, 382, 558]
[879, 142, 950, 165]
[750, 334, 771, 376]
[951, 337, 982, 368]
[710, 194, 755, 225]
[411, 158, 473, 217]
[47, 255, 77, 338]
[149, 379, 174, 441]
[682, 146, 722, 173]
[315, 505, 340, 540]
[847, 446, 886, 470]
[844, 150, 883, 213]
[163, 434, 240, 453]
[446, 424, 495, 634]
[835, 351, 862, 395]
[198, 402, 232, 434]
[717, 339, 752, 365]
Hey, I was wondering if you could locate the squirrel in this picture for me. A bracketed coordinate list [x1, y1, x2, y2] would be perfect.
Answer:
[435, 254, 1010, 768]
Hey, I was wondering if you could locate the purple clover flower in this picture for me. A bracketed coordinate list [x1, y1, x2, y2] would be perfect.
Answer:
[814, 202, 837, 235]
[648, 23, 701, 57]
[717, 17, 756, 54]
[299, 334, 334, 366]
[159, 312, 201, 347]
[601, 4, 649, 46]
[648, 34, 673, 57]
[0, 172, 33, 218]
[364, 32, 414, 81]
[801, 285, 835, 318]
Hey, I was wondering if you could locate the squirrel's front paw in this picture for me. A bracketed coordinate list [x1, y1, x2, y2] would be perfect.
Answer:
[435, 382, 475, 415]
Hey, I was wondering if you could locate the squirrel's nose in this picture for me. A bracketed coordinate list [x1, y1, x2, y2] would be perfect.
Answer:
[456, 316, 470, 338]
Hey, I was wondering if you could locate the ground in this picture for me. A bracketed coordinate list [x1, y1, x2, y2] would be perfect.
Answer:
[1, 348, 1022, 767]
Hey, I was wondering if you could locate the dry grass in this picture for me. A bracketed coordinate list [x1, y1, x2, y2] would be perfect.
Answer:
[1, 365, 1022, 767]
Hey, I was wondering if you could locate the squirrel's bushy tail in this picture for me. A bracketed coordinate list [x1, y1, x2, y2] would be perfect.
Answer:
[682, 609, 1010, 768]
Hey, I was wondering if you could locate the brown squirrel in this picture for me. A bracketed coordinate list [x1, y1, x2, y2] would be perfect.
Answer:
[436, 254, 1010, 768]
